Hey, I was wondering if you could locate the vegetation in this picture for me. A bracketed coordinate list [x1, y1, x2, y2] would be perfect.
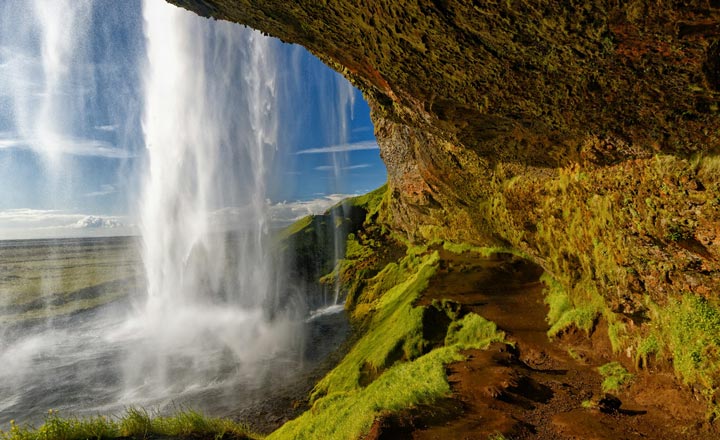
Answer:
[268, 238, 506, 439]
[541, 273, 603, 338]
[0, 408, 257, 440]
[310, 250, 441, 399]
[173, 0, 720, 424]
[597, 362, 634, 393]
[636, 294, 720, 416]
[487, 155, 720, 413]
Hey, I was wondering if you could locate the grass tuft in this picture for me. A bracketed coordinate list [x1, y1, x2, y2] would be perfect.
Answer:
[597, 361, 633, 393]
[0, 408, 257, 440]
[445, 312, 506, 350]
[542, 273, 602, 338]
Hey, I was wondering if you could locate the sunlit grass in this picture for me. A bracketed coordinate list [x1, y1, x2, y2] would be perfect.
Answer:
[269, 243, 506, 440]
[0, 408, 258, 440]
[309, 250, 440, 401]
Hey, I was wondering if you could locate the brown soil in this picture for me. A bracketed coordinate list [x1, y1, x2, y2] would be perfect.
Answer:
[367, 250, 718, 439]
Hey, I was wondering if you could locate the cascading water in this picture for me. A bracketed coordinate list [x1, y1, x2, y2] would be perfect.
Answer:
[116, 0, 301, 401]
[329, 82, 356, 305]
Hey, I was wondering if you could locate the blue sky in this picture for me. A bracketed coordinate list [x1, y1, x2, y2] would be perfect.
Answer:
[0, 0, 385, 239]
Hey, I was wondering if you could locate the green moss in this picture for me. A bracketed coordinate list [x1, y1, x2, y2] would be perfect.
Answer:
[0, 408, 257, 440]
[581, 399, 594, 409]
[310, 250, 440, 400]
[598, 361, 633, 393]
[650, 295, 720, 391]
[269, 242, 506, 439]
[636, 334, 659, 368]
[541, 273, 571, 328]
[445, 312, 506, 350]
[344, 184, 387, 222]
[541, 272, 603, 338]
[344, 233, 373, 261]
[271, 347, 460, 440]
[270, 311, 504, 440]
[607, 319, 628, 354]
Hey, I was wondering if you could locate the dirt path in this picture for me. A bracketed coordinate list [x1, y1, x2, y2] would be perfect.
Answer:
[383, 250, 717, 439]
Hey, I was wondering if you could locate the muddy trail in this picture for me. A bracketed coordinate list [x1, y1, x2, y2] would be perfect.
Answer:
[369, 250, 717, 439]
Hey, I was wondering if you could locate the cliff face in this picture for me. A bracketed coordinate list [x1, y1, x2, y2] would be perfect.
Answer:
[169, 0, 720, 398]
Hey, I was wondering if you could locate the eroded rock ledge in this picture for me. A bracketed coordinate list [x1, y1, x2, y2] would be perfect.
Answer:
[169, 0, 720, 410]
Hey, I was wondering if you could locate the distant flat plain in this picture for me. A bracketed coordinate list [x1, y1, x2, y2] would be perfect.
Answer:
[0, 236, 143, 327]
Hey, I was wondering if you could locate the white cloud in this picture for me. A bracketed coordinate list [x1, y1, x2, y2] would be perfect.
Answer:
[84, 184, 117, 198]
[269, 194, 354, 224]
[295, 140, 379, 155]
[94, 124, 118, 132]
[73, 215, 123, 229]
[0, 209, 80, 224]
[0, 209, 131, 240]
[0, 132, 135, 159]
[314, 163, 371, 171]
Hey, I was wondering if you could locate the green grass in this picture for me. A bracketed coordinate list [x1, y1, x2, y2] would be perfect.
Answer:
[445, 312, 506, 350]
[640, 294, 720, 413]
[274, 214, 313, 242]
[270, 311, 504, 440]
[310, 250, 441, 400]
[635, 334, 659, 369]
[344, 184, 387, 222]
[268, 245, 506, 440]
[597, 362, 633, 393]
[541, 273, 602, 338]
[0, 408, 257, 440]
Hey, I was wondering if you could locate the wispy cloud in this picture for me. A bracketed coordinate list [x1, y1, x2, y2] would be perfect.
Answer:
[0, 209, 81, 224]
[0, 209, 131, 240]
[0, 132, 135, 159]
[84, 184, 117, 198]
[295, 140, 379, 155]
[314, 163, 372, 171]
[93, 124, 118, 132]
[269, 194, 355, 224]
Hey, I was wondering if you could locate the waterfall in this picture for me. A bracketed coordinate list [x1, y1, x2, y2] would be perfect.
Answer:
[330, 81, 356, 304]
[122, 0, 298, 396]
